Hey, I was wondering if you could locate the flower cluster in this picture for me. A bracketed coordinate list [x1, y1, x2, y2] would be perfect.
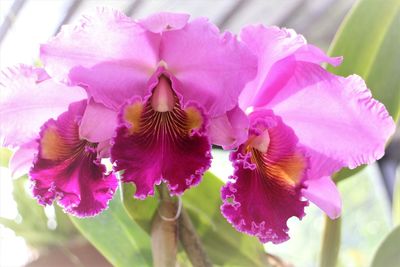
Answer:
[0, 9, 395, 243]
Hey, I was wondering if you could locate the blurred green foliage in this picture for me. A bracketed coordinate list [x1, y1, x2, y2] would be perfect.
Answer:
[70, 190, 152, 267]
[0, 176, 78, 249]
[394, 170, 400, 225]
[370, 225, 400, 267]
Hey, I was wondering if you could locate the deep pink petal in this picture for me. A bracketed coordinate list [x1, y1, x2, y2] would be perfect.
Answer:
[302, 176, 341, 219]
[138, 12, 190, 33]
[9, 141, 37, 179]
[221, 110, 308, 243]
[29, 101, 118, 217]
[79, 99, 118, 143]
[0, 65, 86, 147]
[239, 25, 340, 109]
[265, 63, 395, 178]
[111, 76, 211, 198]
[209, 105, 249, 149]
[40, 8, 160, 109]
[160, 18, 257, 116]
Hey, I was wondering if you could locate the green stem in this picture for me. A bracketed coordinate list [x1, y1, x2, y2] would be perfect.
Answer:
[319, 216, 341, 267]
[151, 184, 179, 267]
[178, 208, 213, 267]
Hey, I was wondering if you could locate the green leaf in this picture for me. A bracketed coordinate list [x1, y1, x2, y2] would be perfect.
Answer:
[370, 225, 400, 267]
[0, 147, 12, 168]
[70, 190, 152, 267]
[327, 0, 400, 182]
[122, 172, 267, 266]
[122, 183, 158, 233]
[393, 168, 400, 226]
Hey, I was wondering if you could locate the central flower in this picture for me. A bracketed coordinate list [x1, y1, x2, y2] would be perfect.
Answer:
[39, 9, 257, 199]
[111, 74, 211, 198]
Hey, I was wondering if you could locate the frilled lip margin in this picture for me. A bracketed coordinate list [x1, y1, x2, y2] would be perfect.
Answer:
[29, 101, 118, 217]
[221, 110, 309, 243]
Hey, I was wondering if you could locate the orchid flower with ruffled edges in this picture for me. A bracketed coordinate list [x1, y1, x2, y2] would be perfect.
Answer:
[0, 65, 118, 217]
[220, 25, 396, 243]
[39, 9, 256, 199]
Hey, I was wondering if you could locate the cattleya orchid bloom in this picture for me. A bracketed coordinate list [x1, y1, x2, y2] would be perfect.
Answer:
[0, 65, 118, 216]
[39, 9, 257, 198]
[0, 10, 255, 215]
[220, 26, 396, 243]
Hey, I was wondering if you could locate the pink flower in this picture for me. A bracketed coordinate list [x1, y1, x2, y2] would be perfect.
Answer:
[220, 25, 396, 243]
[0, 65, 117, 216]
[40, 9, 257, 198]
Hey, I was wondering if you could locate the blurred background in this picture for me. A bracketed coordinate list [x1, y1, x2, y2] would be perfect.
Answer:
[0, 0, 399, 266]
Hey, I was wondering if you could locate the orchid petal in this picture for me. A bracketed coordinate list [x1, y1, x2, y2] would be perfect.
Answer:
[239, 25, 340, 109]
[9, 141, 37, 179]
[30, 101, 118, 217]
[221, 110, 308, 243]
[160, 18, 257, 116]
[112, 85, 211, 198]
[79, 99, 118, 143]
[267, 63, 395, 177]
[302, 176, 342, 219]
[138, 12, 190, 33]
[0, 65, 86, 147]
[209, 105, 249, 149]
[40, 8, 160, 109]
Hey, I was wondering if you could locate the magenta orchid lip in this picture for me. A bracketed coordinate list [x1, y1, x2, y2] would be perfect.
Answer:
[0, 8, 395, 244]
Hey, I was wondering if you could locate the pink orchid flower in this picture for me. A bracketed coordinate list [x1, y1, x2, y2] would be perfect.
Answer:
[0, 65, 118, 217]
[0, 8, 256, 217]
[220, 25, 396, 243]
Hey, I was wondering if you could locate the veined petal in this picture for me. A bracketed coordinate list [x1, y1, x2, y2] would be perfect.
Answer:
[111, 76, 211, 198]
[0, 65, 86, 147]
[239, 25, 341, 109]
[138, 12, 190, 33]
[40, 8, 160, 109]
[209, 105, 249, 149]
[30, 101, 118, 217]
[160, 18, 257, 116]
[221, 110, 308, 243]
[266, 63, 395, 178]
[79, 99, 118, 143]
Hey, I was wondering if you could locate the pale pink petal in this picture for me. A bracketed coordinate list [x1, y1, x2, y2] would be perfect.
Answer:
[138, 12, 190, 33]
[79, 99, 118, 143]
[302, 176, 341, 219]
[40, 8, 160, 109]
[160, 18, 257, 116]
[266, 63, 395, 177]
[9, 141, 37, 179]
[0, 65, 86, 147]
[209, 105, 249, 149]
[239, 25, 340, 109]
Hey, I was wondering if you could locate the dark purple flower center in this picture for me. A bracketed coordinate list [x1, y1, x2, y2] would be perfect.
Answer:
[111, 75, 211, 198]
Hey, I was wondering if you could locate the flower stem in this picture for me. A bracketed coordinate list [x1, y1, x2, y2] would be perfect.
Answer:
[178, 208, 213, 267]
[151, 184, 179, 267]
[319, 216, 341, 267]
